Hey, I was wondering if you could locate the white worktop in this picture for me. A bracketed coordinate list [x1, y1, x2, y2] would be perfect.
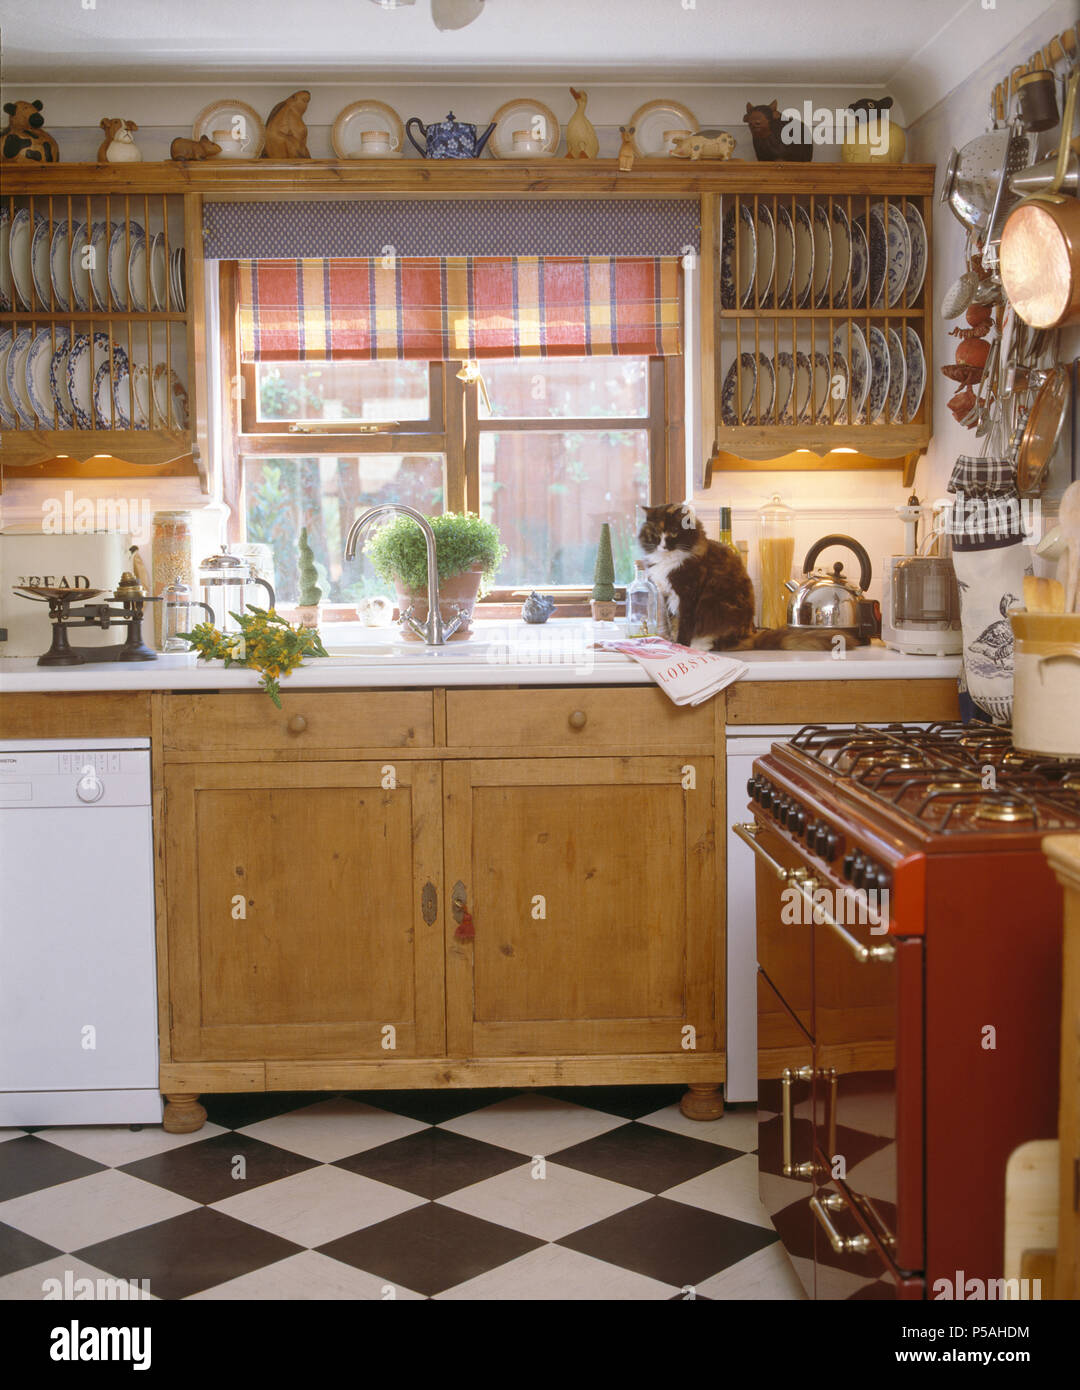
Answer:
[0, 620, 962, 693]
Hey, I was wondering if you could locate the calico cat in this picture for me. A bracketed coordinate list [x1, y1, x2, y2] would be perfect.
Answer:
[638, 503, 847, 651]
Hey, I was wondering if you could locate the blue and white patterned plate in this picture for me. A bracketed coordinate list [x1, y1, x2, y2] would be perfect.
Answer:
[854, 211, 885, 309]
[126, 227, 149, 312]
[773, 350, 795, 422]
[885, 327, 906, 424]
[48, 219, 71, 311]
[9, 209, 35, 309]
[833, 323, 869, 422]
[30, 215, 53, 306]
[829, 202, 852, 305]
[866, 325, 890, 423]
[67, 332, 128, 430]
[812, 202, 832, 308]
[793, 204, 815, 309]
[903, 203, 927, 304]
[721, 351, 757, 425]
[750, 352, 775, 424]
[721, 204, 756, 309]
[755, 201, 775, 308]
[849, 218, 868, 309]
[94, 358, 130, 429]
[5, 328, 37, 427]
[26, 328, 71, 428]
[903, 326, 926, 424]
[0, 329, 17, 429]
[48, 326, 76, 426]
[819, 351, 850, 423]
[0, 208, 11, 311]
[89, 222, 111, 310]
[870, 203, 910, 308]
[108, 222, 143, 310]
[774, 204, 795, 309]
[67, 221, 92, 311]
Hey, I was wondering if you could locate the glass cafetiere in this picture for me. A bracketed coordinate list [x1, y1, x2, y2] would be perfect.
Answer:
[197, 547, 276, 633]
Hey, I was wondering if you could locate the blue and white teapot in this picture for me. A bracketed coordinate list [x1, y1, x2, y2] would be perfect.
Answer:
[405, 111, 496, 159]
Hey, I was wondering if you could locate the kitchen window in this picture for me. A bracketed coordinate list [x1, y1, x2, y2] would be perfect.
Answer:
[218, 261, 684, 615]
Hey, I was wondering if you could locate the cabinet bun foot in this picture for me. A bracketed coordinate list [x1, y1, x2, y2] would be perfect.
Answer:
[680, 1083, 724, 1120]
[162, 1093, 208, 1133]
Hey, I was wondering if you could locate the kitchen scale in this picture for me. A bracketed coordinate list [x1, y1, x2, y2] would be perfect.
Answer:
[13, 573, 160, 666]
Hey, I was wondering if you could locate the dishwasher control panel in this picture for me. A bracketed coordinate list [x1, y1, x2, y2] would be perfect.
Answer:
[0, 742, 150, 808]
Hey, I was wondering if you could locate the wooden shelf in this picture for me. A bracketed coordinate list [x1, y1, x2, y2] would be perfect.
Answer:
[1, 429, 198, 473]
[0, 312, 187, 323]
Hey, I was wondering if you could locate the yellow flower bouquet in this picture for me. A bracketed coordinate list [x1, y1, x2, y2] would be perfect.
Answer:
[179, 606, 328, 707]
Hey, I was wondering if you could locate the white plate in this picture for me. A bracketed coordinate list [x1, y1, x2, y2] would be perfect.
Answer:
[49, 219, 71, 311]
[9, 209, 34, 309]
[819, 350, 850, 423]
[67, 220, 92, 311]
[132, 363, 153, 428]
[487, 99, 560, 159]
[772, 350, 794, 422]
[885, 327, 906, 424]
[49, 326, 76, 424]
[903, 326, 926, 424]
[721, 351, 757, 425]
[332, 99, 406, 159]
[871, 202, 910, 308]
[149, 233, 168, 310]
[0, 208, 11, 311]
[773, 204, 795, 310]
[26, 328, 69, 428]
[127, 228, 148, 312]
[829, 202, 852, 305]
[153, 363, 189, 430]
[193, 99, 265, 158]
[833, 323, 869, 421]
[0, 329, 17, 428]
[866, 324, 890, 423]
[89, 222, 110, 310]
[903, 203, 928, 304]
[30, 215, 52, 306]
[755, 201, 775, 307]
[108, 222, 143, 310]
[793, 205, 814, 309]
[6, 328, 37, 427]
[811, 202, 832, 308]
[720, 203, 756, 309]
[849, 217, 869, 309]
[629, 100, 699, 157]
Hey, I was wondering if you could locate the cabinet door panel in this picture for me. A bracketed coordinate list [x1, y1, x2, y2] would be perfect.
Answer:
[445, 757, 716, 1058]
[166, 761, 443, 1060]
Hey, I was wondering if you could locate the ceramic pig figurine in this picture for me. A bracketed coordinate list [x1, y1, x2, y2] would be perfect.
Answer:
[671, 130, 737, 161]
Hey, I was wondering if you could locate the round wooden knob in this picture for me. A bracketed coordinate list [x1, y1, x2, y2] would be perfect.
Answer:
[568, 709, 587, 730]
[287, 714, 307, 734]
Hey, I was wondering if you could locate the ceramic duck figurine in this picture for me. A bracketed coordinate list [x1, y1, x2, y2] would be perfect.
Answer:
[566, 88, 599, 159]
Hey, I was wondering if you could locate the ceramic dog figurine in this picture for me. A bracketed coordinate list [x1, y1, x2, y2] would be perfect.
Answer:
[2, 99, 59, 162]
[670, 130, 736, 161]
[97, 118, 141, 164]
[170, 134, 222, 161]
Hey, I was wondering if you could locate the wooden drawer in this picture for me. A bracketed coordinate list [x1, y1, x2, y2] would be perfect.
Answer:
[0, 692, 151, 739]
[163, 691, 434, 755]
[724, 678, 960, 726]
[445, 687, 714, 751]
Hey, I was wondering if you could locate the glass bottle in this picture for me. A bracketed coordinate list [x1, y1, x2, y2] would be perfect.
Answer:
[719, 506, 735, 550]
[624, 560, 660, 637]
[757, 494, 796, 628]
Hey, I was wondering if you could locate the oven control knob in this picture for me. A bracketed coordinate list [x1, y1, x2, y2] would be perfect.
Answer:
[821, 829, 839, 861]
[791, 808, 806, 835]
[850, 853, 865, 887]
[746, 777, 756, 800]
[810, 824, 826, 854]
[874, 867, 892, 893]
[777, 798, 790, 826]
[760, 785, 773, 809]
[76, 763, 105, 803]
[842, 851, 854, 879]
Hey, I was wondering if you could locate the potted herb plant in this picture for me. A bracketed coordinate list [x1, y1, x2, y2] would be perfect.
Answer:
[364, 511, 505, 641]
[295, 527, 322, 629]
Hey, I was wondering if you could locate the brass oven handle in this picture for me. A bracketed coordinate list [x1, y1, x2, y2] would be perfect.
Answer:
[810, 1192, 872, 1255]
[734, 822, 812, 884]
[794, 878, 896, 964]
[823, 1066, 838, 1162]
[781, 1066, 814, 1179]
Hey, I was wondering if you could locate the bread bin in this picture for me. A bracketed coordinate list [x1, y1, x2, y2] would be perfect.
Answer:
[1010, 611, 1080, 757]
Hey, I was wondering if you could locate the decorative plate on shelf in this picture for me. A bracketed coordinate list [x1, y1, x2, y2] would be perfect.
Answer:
[629, 100, 699, 157]
[27, 328, 71, 428]
[755, 200, 775, 308]
[0, 208, 11, 311]
[903, 203, 928, 303]
[865, 325, 891, 423]
[30, 215, 52, 307]
[806, 349, 835, 423]
[49, 219, 71, 311]
[779, 350, 813, 424]
[792, 204, 814, 309]
[772, 350, 795, 423]
[819, 350, 850, 423]
[67, 221, 92, 311]
[108, 221, 144, 311]
[67, 332, 124, 431]
[885, 327, 906, 424]
[153, 363, 189, 430]
[9, 209, 35, 309]
[332, 99, 406, 159]
[127, 227, 149, 312]
[871, 202, 910, 308]
[721, 351, 757, 425]
[848, 216, 869, 309]
[833, 324, 869, 421]
[903, 326, 926, 423]
[855, 209, 886, 309]
[773, 204, 795, 309]
[148, 233, 169, 310]
[0, 330, 17, 429]
[488, 99, 560, 158]
[96, 356, 137, 430]
[6, 328, 37, 428]
[49, 327, 76, 426]
[829, 202, 852, 305]
[811, 202, 832, 308]
[193, 99, 265, 158]
[750, 352, 776, 424]
[89, 221, 111, 310]
[720, 203, 756, 309]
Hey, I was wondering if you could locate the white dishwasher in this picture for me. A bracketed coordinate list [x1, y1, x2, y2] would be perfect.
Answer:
[0, 738, 162, 1125]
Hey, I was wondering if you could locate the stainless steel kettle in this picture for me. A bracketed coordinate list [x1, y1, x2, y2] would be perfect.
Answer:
[784, 534, 878, 641]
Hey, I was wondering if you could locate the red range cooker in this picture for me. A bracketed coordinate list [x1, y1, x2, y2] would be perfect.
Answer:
[737, 722, 1080, 1300]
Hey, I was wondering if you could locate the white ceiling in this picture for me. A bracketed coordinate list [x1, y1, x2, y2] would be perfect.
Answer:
[0, 0, 1054, 90]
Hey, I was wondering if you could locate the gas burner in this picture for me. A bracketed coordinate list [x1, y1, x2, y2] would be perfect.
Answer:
[970, 796, 1038, 825]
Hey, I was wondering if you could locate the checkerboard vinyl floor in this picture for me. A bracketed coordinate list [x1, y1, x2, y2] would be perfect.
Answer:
[0, 1086, 806, 1300]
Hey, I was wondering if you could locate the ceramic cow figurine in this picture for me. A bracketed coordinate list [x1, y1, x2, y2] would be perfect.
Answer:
[2, 99, 59, 162]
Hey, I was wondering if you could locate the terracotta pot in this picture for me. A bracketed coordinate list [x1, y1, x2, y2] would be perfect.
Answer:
[395, 563, 485, 641]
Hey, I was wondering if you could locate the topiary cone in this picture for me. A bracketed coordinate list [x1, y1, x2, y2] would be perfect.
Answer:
[591, 522, 618, 620]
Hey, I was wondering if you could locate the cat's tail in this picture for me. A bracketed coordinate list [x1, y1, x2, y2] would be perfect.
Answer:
[723, 628, 860, 651]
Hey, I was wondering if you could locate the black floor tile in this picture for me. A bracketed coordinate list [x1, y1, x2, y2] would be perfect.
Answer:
[199, 1091, 328, 1131]
[538, 1084, 687, 1119]
[335, 1127, 524, 1200]
[74, 1207, 304, 1301]
[0, 1135, 106, 1202]
[318, 1202, 543, 1297]
[559, 1196, 776, 1287]
[551, 1122, 743, 1193]
[0, 1221, 61, 1278]
[341, 1088, 519, 1126]
[119, 1133, 321, 1205]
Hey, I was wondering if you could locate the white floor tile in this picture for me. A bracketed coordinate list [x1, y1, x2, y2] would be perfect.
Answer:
[0, 1254, 159, 1301]
[0, 1170, 198, 1251]
[211, 1164, 425, 1245]
[186, 1249, 426, 1300]
[637, 1103, 760, 1150]
[237, 1098, 427, 1162]
[438, 1161, 648, 1241]
[0, 1130, 24, 1145]
[434, 1243, 677, 1300]
[438, 1093, 626, 1157]
[33, 1124, 228, 1166]
[696, 1241, 808, 1301]
[662, 1151, 774, 1229]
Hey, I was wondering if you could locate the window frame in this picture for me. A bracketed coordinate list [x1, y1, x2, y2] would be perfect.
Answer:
[218, 261, 684, 613]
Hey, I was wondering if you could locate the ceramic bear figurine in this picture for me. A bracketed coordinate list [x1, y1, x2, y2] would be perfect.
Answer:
[264, 90, 311, 159]
[743, 100, 812, 162]
[2, 99, 59, 162]
[97, 118, 141, 164]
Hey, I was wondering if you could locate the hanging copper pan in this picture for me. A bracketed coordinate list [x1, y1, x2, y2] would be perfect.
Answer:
[1016, 363, 1071, 494]
[1000, 68, 1080, 328]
